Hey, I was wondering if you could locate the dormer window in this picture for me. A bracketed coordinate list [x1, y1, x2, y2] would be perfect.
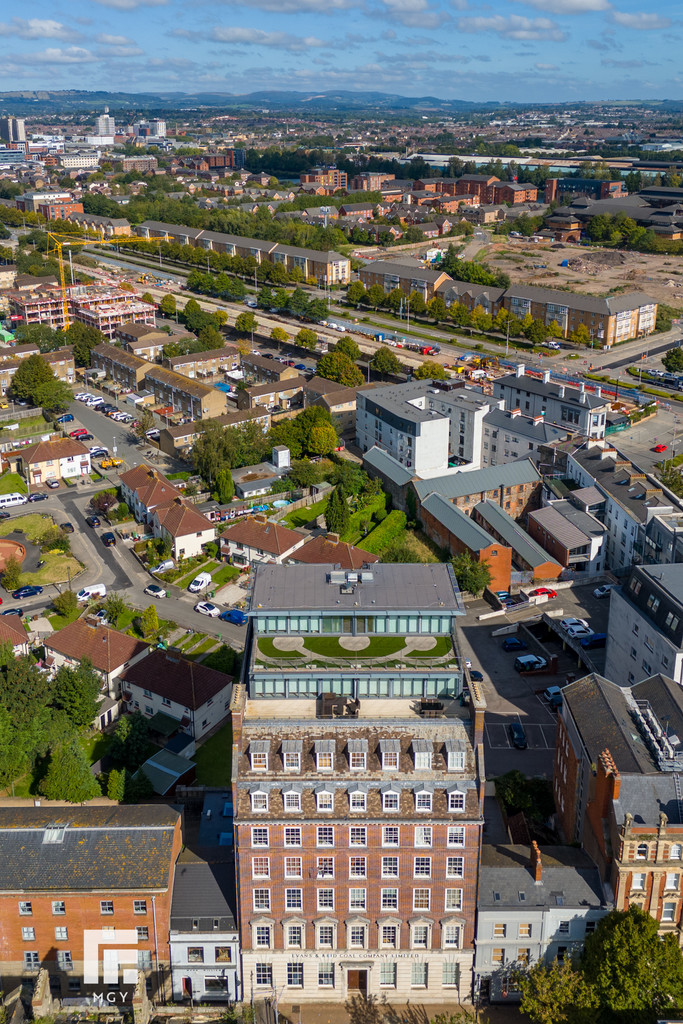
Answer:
[283, 785, 303, 813]
[282, 740, 302, 772]
[316, 786, 334, 812]
[250, 741, 269, 772]
[445, 739, 466, 772]
[448, 787, 465, 812]
[251, 788, 269, 812]
[348, 739, 368, 771]
[413, 739, 432, 771]
[349, 785, 368, 813]
[414, 784, 433, 812]
[379, 738, 400, 771]
[315, 739, 335, 772]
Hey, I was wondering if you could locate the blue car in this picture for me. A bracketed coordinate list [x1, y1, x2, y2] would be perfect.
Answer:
[503, 637, 528, 652]
[56, 413, 74, 423]
[2, 608, 23, 616]
[219, 608, 248, 625]
[294, 363, 308, 371]
[12, 585, 43, 600]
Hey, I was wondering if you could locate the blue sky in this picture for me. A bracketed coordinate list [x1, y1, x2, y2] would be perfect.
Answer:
[0, 0, 679, 103]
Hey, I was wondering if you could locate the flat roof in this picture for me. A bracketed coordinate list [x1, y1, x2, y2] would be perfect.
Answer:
[250, 562, 465, 614]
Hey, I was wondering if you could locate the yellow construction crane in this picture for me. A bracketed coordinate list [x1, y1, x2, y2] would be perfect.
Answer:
[45, 230, 142, 330]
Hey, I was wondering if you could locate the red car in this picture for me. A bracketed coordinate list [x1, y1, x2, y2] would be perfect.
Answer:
[529, 587, 557, 599]
[653, 444, 668, 453]
[69, 428, 88, 438]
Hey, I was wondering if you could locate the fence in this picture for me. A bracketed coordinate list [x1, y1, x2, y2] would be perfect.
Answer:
[0, 406, 44, 423]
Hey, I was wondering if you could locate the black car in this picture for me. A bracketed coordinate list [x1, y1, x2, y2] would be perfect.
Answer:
[85, 515, 101, 528]
[102, 532, 116, 547]
[60, 522, 74, 534]
[28, 493, 49, 502]
[0, 511, 10, 521]
[509, 722, 528, 750]
[79, 433, 94, 442]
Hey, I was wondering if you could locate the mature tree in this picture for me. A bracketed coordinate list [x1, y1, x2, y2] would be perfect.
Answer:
[296, 328, 317, 350]
[517, 959, 598, 1024]
[2, 555, 22, 592]
[104, 593, 127, 628]
[159, 293, 176, 316]
[270, 326, 289, 347]
[366, 284, 386, 308]
[109, 711, 150, 772]
[570, 323, 591, 346]
[124, 768, 155, 802]
[346, 281, 367, 305]
[470, 304, 493, 332]
[215, 467, 235, 504]
[451, 552, 492, 596]
[107, 767, 126, 802]
[449, 302, 471, 327]
[139, 604, 159, 639]
[40, 741, 101, 802]
[287, 459, 325, 488]
[385, 287, 404, 313]
[325, 485, 350, 535]
[64, 322, 105, 367]
[92, 491, 118, 516]
[234, 311, 257, 335]
[317, 351, 364, 387]
[133, 407, 155, 440]
[53, 588, 78, 618]
[581, 904, 683, 1021]
[197, 325, 224, 351]
[663, 346, 683, 373]
[413, 361, 447, 380]
[371, 346, 402, 375]
[14, 322, 62, 352]
[427, 296, 447, 322]
[51, 657, 100, 729]
[308, 421, 338, 456]
[546, 319, 564, 339]
[10, 354, 71, 411]
[336, 335, 361, 361]
[526, 318, 548, 345]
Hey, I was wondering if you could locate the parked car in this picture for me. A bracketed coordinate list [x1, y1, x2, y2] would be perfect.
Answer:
[56, 413, 74, 423]
[495, 590, 510, 602]
[653, 444, 668, 453]
[469, 669, 484, 682]
[78, 433, 94, 442]
[28, 493, 49, 502]
[529, 587, 557, 599]
[0, 511, 10, 520]
[560, 617, 589, 631]
[502, 637, 528, 652]
[152, 559, 175, 575]
[60, 522, 74, 533]
[46, 479, 60, 489]
[144, 583, 166, 598]
[566, 624, 594, 639]
[188, 571, 213, 594]
[514, 654, 548, 673]
[12, 585, 43, 599]
[101, 532, 116, 547]
[85, 515, 101, 528]
[100, 458, 123, 469]
[89, 447, 109, 458]
[219, 608, 248, 625]
[580, 632, 607, 649]
[69, 428, 89, 438]
[544, 686, 563, 709]
[509, 722, 528, 749]
[195, 601, 220, 617]
[594, 584, 615, 598]
[2, 608, 23, 616]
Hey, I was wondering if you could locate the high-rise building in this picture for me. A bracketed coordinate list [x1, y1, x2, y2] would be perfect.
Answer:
[233, 562, 485, 1007]
[95, 107, 116, 136]
[0, 116, 26, 145]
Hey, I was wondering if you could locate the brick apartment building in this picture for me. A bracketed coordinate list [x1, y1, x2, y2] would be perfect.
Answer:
[454, 175, 538, 205]
[36, 200, 83, 220]
[358, 258, 451, 302]
[555, 672, 683, 937]
[68, 211, 131, 236]
[0, 806, 182, 998]
[234, 563, 484, 1007]
[119, 156, 158, 173]
[349, 172, 395, 192]
[300, 167, 348, 191]
[544, 178, 627, 203]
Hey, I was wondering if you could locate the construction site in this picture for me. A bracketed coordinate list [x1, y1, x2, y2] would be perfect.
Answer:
[7, 283, 157, 338]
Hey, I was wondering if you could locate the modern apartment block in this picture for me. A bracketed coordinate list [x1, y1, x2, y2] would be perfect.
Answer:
[136, 221, 350, 285]
[233, 563, 485, 1007]
[481, 407, 567, 468]
[554, 671, 683, 937]
[356, 380, 498, 475]
[455, 175, 538, 205]
[604, 564, 683, 686]
[494, 367, 610, 439]
[358, 258, 452, 302]
[300, 167, 348, 190]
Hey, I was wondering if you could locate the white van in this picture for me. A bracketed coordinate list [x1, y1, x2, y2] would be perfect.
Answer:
[188, 571, 212, 594]
[77, 584, 107, 603]
[0, 492, 28, 508]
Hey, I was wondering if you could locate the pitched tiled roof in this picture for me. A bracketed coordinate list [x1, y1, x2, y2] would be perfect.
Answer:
[0, 616, 28, 646]
[19, 437, 89, 465]
[220, 516, 303, 556]
[120, 465, 183, 509]
[154, 497, 215, 538]
[289, 534, 379, 569]
[0, 805, 179, 891]
[120, 649, 233, 708]
[45, 619, 150, 673]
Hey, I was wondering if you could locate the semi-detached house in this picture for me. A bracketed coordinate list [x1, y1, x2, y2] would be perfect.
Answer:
[120, 465, 216, 559]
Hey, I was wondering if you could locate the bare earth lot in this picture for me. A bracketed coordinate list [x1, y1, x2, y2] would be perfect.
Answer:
[483, 239, 683, 307]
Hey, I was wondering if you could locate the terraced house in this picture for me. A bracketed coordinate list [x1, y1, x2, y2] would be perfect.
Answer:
[233, 563, 485, 1007]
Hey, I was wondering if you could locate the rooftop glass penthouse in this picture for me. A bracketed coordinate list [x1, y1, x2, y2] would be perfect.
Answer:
[247, 563, 467, 702]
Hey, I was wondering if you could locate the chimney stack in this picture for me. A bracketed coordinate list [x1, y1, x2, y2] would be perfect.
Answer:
[515, 363, 526, 378]
[558, 385, 565, 398]
[530, 841, 542, 883]
[542, 369, 551, 384]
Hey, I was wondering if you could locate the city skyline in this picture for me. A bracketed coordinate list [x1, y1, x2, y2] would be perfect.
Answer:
[0, 0, 678, 104]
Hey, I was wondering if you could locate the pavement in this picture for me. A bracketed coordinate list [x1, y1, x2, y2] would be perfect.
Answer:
[260, 998, 525, 1024]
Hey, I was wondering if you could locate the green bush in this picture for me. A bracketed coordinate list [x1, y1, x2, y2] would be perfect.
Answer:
[373, 507, 387, 524]
[204, 541, 219, 559]
[358, 510, 407, 554]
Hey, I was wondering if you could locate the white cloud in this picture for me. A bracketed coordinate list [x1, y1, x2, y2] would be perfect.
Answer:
[0, 18, 80, 40]
[379, 0, 446, 27]
[535, 62, 557, 69]
[610, 10, 671, 28]
[31, 46, 97, 63]
[228, 0, 356, 10]
[92, 0, 166, 9]
[510, 0, 610, 11]
[96, 33, 134, 44]
[211, 27, 330, 50]
[457, 14, 566, 39]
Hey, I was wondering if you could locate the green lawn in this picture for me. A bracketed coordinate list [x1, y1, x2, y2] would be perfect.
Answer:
[178, 631, 207, 652]
[0, 513, 53, 542]
[48, 604, 82, 630]
[194, 721, 232, 786]
[407, 636, 454, 658]
[193, 636, 219, 656]
[258, 638, 304, 659]
[0, 416, 49, 442]
[343, 493, 386, 545]
[0, 472, 28, 495]
[211, 564, 240, 588]
[80, 730, 114, 765]
[16, 551, 82, 588]
[283, 498, 327, 529]
[175, 559, 219, 589]
[304, 636, 405, 658]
